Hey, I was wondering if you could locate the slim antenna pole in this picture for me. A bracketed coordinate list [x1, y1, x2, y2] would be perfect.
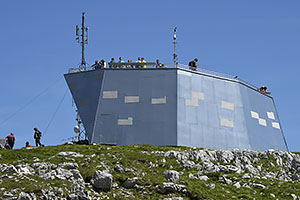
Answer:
[81, 13, 85, 69]
[173, 27, 177, 66]
[76, 12, 88, 71]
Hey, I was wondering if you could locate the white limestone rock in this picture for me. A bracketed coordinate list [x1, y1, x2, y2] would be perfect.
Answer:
[159, 182, 187, 194]
[291, 194, 298, 200]
[242, 174, 251, 179]
[91, 171, 113, 190]
[233, 182, 241, 189]
[56, 152, 84, 158]
[217, 150, 234, 164]
[163, 170, 180, 182]
[199, 175, 209, 181]
[114, 164, 124, 173]
[0, 164, 18, 173]
[122, 177, 140, 189]
[253, 183, 266, 189]
[58, 162, 79, 169]
[162, 198, 184, 200]
[270, 193, 276, 198]
[16, 164, 34, 175]
[18, 192, 31, 200]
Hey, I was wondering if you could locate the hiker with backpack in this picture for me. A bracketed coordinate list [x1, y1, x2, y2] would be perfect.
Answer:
[5, 133, 15, 149]
[33, 128, 44, 147]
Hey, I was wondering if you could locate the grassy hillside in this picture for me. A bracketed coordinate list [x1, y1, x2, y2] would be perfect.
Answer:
[0, 144, 300, 199]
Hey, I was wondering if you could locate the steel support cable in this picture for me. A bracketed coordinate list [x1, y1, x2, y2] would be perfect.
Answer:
[0, 77, 63, 128]
[43, 88, 68, 136]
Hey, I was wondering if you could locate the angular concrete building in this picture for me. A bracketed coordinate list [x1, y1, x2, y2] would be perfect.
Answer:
[64, 66, 288, 151]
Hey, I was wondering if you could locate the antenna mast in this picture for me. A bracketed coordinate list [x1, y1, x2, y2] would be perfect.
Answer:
[173, 27, 177, 66]
[76, 12, 88, 71]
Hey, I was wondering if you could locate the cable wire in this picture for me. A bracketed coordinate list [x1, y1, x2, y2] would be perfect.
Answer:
[0, 77, 63, 128]
[43, 89, 68, 136]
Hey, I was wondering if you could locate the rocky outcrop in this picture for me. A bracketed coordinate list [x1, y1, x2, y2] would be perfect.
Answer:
[0, 145, 300, 199]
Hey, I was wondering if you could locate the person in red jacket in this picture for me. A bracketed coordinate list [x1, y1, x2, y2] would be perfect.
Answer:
[25, 141, 32, 147]
[5, 133, 15, 149]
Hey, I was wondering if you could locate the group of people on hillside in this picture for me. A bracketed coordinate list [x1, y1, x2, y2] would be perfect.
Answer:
[4, 128, 44, 149]
[92, 57, 166, 69]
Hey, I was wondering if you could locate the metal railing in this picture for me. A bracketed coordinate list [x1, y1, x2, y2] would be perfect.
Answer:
[172, 63, 261, 92]
[68, 62, 267, 95]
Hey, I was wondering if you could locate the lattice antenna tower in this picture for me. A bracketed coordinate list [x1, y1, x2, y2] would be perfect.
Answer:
[76, 12, 89, 71]
[73, 110, 86, 141]
[173, 27, 178, 66]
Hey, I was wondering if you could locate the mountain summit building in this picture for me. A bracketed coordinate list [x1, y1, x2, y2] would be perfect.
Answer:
[64, 64, 288, 151]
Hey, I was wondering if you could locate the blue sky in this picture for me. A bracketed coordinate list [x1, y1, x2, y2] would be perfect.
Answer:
[0, 0, 299, 151]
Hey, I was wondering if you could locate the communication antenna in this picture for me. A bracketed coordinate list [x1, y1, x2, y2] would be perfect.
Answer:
[61, 109, 86, 143]
[76, 12, 89, 71]
[173, 27, 178, 66]
[73, 110, 86, 141]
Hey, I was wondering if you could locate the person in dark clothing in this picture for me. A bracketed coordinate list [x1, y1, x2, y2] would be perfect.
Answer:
[5, 133, 15, 149]
[155, 59, 163, 68]
[188, 58, 198, 71]
[259, 86, 271, 95]
[109, 58, 116, 68]
[34, 128, 44, 147]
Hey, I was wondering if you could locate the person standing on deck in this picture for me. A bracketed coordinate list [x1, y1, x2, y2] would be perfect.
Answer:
[156, 59, 163, 68]
[109, 58, 116, 68]
[118, 57, 125, 68]
[141, 57, 146, 68]
[135, 57, 141, 68]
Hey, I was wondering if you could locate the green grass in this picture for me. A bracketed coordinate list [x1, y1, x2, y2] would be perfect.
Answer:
[0, 144, 300, 199]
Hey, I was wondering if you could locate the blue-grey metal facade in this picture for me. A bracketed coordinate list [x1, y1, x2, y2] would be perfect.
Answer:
[64, 68, 288, 151]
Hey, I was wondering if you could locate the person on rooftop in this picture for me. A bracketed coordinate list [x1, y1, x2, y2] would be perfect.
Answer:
[118, 57, 125, 68]
[109, 58, 116, 68]
[135, 57, 141, 68]
[156, 59, 163, 68]
[141, 57, 146, 68]
[92, 60, 100, 69]
[188, 58, 198, 71]
[99, 60, 106, 69]
[127, 60, 133, 68]
[259, 86, 271, 95]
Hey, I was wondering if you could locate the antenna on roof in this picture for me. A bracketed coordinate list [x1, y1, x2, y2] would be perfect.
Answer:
[76, 12, 88, 71]
[173, 27, 178, 66]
